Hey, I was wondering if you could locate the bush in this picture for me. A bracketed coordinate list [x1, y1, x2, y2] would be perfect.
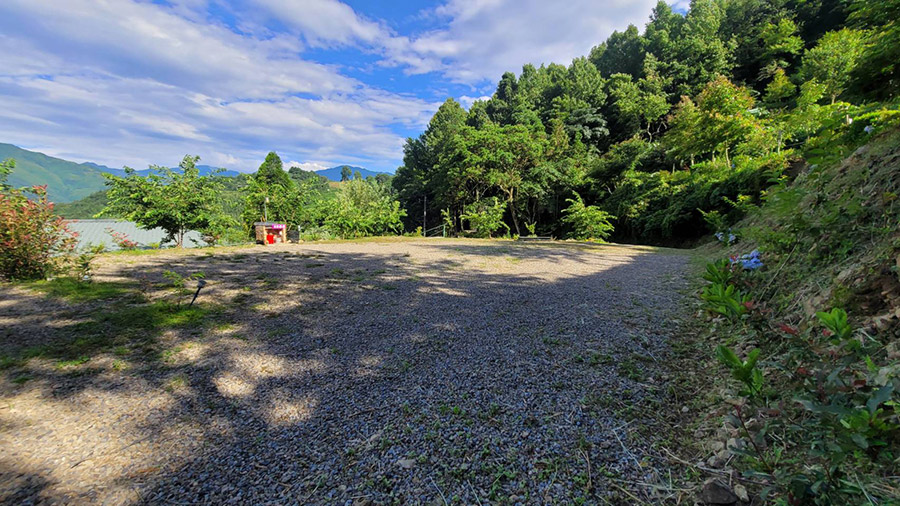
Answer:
[561, 194, 615, 241]
[0, 185, 77, 280]
[461, 197, 509, 238]
[321, 179, 405, 238]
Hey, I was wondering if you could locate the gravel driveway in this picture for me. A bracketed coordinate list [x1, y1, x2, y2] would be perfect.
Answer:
[0, 238, 691, 504]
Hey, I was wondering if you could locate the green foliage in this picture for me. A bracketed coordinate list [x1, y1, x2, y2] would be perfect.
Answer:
[816, 307, 853, 341]
[702, 259, 734, 285]
[54, 190, 110, 219]
[700, 281, 751, 320]
[74, 244, 106, 281]
[241, 152, 302, 230]
[0, 158, 13, 190]
[800, 28, 869, 104]
[665, 76, 763, 164]
[850, 0, 900, 98]
[461, 197, 508, 238]
[0, 172, 77, 280]
[103, 155, 224, 248]
[715, 345, 764, 397]
[320, 178, 405, 238]
[560, 194, 614, 241]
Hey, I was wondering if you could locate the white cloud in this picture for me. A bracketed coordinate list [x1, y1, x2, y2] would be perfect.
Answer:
[458, 95, 491, 109]
[252, 0, 387, 48]
[0, 0, 676, 179]
[381, 0, 660, 84]
[0, 0, 438, 173]
[287, 161, 330, 172]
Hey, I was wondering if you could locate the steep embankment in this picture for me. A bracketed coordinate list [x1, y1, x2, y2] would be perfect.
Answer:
[672, 127, 900, 504]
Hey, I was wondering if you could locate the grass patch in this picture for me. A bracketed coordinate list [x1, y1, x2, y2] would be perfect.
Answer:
[25, 278, 134, 303]
[11, 375, 32, 384]
[56, 356, 91, 368]
[3, 301, 214, 369]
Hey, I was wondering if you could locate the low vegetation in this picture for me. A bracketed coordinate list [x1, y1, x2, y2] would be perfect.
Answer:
[687, 127, 900, 503]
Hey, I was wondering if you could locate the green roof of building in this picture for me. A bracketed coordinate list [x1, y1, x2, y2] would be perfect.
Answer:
[65, 219, 207, 251]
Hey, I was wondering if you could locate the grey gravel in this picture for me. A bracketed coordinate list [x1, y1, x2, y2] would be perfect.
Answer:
[0, 238, 691, 504]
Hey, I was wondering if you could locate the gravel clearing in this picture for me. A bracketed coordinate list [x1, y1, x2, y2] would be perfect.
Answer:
[0, 238, 691, 504]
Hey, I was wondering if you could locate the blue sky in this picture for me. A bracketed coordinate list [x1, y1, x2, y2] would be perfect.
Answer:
[0, 0, 671, 174]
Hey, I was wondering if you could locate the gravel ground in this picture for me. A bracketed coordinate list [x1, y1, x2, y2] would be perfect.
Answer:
[0, 238, 692, 504]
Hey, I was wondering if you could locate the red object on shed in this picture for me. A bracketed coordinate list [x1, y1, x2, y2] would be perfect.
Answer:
[254, 222, 288, 245]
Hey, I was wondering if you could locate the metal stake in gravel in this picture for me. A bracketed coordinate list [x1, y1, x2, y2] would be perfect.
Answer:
[189, 278, 206, 307]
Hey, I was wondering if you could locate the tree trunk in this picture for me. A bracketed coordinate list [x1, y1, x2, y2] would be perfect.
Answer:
[176, 228, 184, 248]
[507, 189, 520, 236]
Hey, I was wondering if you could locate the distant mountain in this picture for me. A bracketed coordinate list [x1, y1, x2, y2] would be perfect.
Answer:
[111, 165, 242, 178]
[0, 143, 240, 202]
[316, 165, 391, 182]
[0, 143, 116, 203]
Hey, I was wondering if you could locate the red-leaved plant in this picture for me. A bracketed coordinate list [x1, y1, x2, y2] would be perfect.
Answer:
[0, 185, 77, 280]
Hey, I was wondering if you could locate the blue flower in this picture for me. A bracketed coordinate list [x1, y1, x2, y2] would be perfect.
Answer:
[715, 229, 737, 245]
[730, 250, 763, 270]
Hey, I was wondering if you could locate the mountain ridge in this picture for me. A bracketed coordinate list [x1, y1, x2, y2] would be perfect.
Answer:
[1, 143, 387, 201]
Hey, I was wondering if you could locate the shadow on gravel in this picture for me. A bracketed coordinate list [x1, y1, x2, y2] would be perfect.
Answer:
[0, 241, 691, 504]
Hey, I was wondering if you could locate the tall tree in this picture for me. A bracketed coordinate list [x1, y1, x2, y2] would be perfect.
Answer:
[665, 76, 760, 164]
[103, 155, 223, 248]
[256, 152, 292, 188]
[242, 152, 302, 229]
[849, 0, 899, 99]
[666, 0, 735, 96]
[590, 25, 647, 78]
[800, 28, 868, 104]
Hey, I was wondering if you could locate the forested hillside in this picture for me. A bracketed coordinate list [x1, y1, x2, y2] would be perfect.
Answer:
[393, 0, 897, 245]
[0, 143, 116, 202]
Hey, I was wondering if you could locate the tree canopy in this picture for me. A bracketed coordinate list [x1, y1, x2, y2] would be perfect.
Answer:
[102, 155, 224, 247]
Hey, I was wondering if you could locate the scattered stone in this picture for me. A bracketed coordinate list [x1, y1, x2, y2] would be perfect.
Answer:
[397, 458, 416, 469]
[733, 483, 749, 503]
[700, 478, 738, 505]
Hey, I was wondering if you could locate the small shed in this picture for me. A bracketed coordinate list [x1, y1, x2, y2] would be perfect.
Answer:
[254, 222, 288, 245]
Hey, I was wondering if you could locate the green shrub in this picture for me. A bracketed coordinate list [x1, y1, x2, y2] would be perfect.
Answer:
[561, 194, 615, 241]
[461, 197, 509, 238]
[715, 345, 764, 398]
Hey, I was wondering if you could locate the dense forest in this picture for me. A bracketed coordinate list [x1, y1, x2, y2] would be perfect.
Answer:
[392, 0, 898, 245]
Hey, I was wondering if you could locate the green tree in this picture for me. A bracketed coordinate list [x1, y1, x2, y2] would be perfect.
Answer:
[461, 197, 509, 238]
[850, 0, 899, 99]
[255, 152, 292, 188]
[561, 194, 615, 241]
[459, 124, 546, 235]
[759, 18, 804, 78]
[589, 25, 647, 78]
[242, 154, 304, 230]
[103, 155, 224, 248]
[665, 76, 759, 164]
[666, 0, 735, 96]
[763, 67, 796, 109]
[607, 56, 670, 141]
[322, 178, 405, 237]
[340, 165, 351, 182]
[801, 28, 869, 104]
[0, 158, 14, 191]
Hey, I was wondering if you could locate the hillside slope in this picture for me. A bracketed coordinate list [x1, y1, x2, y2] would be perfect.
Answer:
[678, 126, 900, 504]
[1, 143, 241, 202]
[0, 143, 115, 202]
